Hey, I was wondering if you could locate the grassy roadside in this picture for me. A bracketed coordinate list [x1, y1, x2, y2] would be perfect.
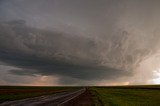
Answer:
[90, 89, 104, 106]
[90, 85, 160, 106]
[0, 86, 79, 102]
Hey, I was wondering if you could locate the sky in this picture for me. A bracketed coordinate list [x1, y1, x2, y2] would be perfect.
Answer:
[0, 0, 160, 86]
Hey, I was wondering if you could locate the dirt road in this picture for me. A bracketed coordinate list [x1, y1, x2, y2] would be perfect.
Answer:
[64, 88, 93, 106]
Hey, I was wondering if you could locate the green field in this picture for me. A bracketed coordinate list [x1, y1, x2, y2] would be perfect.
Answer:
[91, 85, 160, 106]
[1, 85, 160, 105]
[0, 86, 79, 103]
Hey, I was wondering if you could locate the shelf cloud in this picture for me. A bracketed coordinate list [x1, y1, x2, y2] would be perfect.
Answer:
[0, 0, 160, 85]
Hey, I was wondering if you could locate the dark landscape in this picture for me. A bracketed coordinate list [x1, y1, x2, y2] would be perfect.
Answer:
[0, 0, 160, 106]
[0, 85, 160, 106]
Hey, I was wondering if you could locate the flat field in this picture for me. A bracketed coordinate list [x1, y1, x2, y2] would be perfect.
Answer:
[1, 85, 160, 106]
[0, 86, 78, 103]
[91, 85, 160, 106]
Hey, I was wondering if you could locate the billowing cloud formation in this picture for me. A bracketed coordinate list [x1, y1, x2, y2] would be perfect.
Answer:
[0, 0, 160, 85]
[0, 21, 129, 84]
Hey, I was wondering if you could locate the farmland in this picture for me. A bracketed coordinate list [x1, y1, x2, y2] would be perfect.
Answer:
[0, 85, 160, 105]
[0, 86, 78, 103]
[91, 85, 160, 106]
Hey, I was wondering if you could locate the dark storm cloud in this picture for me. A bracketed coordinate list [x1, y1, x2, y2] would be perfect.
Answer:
[0, 0, 160, 85]
[0, 20, 129, 83]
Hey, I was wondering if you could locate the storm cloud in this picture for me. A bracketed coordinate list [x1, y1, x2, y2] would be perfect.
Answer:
[0, 0, 160, 85]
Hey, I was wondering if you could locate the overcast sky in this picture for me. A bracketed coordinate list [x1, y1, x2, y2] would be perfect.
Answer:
[0, 0, 160, 86]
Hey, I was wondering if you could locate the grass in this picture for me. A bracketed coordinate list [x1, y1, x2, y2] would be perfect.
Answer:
[0, 86, 79, 103]
[91, 85, 160, 106]
[1, 85, 160, 105]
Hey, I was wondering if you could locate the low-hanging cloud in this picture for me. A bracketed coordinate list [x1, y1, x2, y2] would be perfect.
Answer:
[0, 0, 160, 85]
[0, 21, 130, 84]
